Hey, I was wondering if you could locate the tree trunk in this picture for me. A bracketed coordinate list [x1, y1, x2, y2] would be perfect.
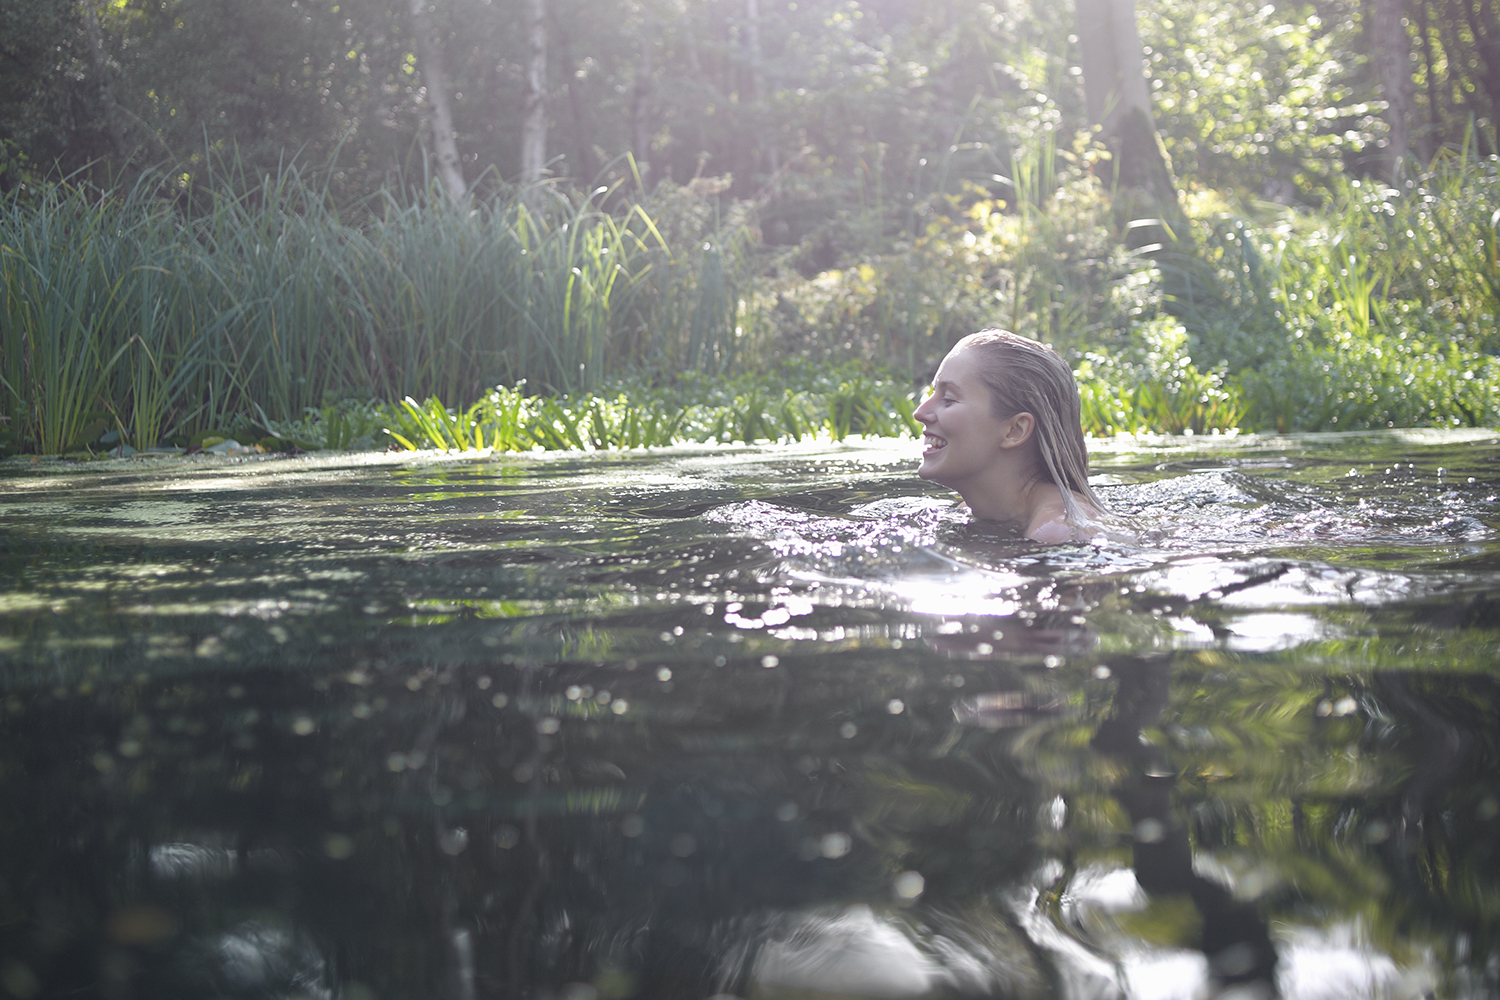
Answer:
[520, 0, 548, 185]
[79, 0, 129, 162]
[556, 24, 594, 183]
[1414, 0, 1441, 161]
[1074, 0, 1180, 224]
[744, 0, 778, 189]
[632, 19, 654, 189]
[1075, 0, 1198, 323]
[408, 0, 466, 200]
[1373, 0, 1417, 178]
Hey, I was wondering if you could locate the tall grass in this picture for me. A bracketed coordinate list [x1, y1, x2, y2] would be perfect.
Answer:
[7, 139, 1500, 455]
[0, 160, 752, 454]
[1175, 145, 1500, 432]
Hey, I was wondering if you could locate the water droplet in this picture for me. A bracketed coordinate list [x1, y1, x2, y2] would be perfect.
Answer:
[439, 828, 469, 855]
[494, 824, 520, 848]
[839, 722, 857, 739]
[611, 699, 629, 715]
[537, 717, 561, 735]
[1093, 665, 1112, 680]
[1133, 819, 1165, 843]
[819, 832, 851, 858]
[893, 871, 925, 898]
[324, 834, 355, 859]
[761, 655, 779, 668]
[491, 693, 509, 708]
[886, 698, 905, 714]
[656, 667, 672, 682]
[292, 716, 316, 736]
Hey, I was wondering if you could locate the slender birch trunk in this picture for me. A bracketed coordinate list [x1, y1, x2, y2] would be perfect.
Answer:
[744, 0, 778, 186]
[1372, 0, 1416, 177]
[632, 21, 654, 189]
[520, 0, 548, 185]
[408, 0, 466, 201]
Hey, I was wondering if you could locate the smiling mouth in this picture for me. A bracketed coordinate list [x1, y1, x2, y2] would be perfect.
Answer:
[922, 433, 947, 453]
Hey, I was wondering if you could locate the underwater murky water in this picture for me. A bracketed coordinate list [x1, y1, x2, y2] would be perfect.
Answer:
[2, 429, 1499, 1000]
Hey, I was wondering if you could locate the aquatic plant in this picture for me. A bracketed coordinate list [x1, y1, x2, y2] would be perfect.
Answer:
[1178, 154, 1500, 432]
[0, 159, 754, 455]
[272, 369, 923, 454]
[8, 142, 1500, 457]
[1073, 319, 1245, 436]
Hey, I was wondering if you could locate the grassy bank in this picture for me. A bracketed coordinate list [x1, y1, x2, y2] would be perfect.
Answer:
[4, 145, 1499, 458]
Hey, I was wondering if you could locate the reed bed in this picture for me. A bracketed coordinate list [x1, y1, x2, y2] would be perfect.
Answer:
[7, 145, 1500, 455]
[0, 163, 753, 454]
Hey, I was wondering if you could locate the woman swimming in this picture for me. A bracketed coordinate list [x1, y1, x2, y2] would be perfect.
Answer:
[913, 330, 1108, 543]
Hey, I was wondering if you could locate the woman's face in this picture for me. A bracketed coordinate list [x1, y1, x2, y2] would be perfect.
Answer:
[912, 346, 1013, 492]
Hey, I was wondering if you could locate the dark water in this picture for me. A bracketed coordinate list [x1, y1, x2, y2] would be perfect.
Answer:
[2, 429, 1499, 1000]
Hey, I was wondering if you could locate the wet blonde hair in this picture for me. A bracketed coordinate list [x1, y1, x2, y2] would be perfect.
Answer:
[952, 329, 1107, 525]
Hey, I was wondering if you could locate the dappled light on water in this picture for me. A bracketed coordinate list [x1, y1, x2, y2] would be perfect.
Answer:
[1, 430, 1497, 998]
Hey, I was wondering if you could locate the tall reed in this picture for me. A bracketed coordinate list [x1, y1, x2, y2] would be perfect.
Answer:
[0, 159, 755, 454]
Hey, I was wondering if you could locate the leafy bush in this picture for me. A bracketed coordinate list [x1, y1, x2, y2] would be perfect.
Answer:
[1179, 153, 1500, 432]
[1075, 318, 1244, 435]
[755, 147, 1136, 378]
[260, 365, 923, 454]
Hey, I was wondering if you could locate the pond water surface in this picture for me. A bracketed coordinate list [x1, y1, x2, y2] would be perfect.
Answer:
[2, 430, 1499, 1000]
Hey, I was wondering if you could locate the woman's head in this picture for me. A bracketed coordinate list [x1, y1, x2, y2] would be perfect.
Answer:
[916, 330, 1104, 524]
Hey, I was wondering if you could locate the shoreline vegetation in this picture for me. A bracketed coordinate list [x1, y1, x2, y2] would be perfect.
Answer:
[4, 144, 1500, 460]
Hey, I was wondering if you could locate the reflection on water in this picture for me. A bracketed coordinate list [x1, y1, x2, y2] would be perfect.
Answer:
[1, 430, 1498, 999]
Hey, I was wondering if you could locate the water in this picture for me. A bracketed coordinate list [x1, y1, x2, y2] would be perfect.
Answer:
[2, 429, 1498, 1000]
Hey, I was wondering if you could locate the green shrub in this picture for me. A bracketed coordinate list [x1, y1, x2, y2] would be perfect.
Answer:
[1075, 318, 1244, 435]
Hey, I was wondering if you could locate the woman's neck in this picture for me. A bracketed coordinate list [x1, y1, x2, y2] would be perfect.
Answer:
[959, 463, 1059, 528]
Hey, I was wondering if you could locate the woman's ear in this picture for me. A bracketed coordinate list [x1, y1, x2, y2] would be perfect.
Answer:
[997, 411, 1037, 450]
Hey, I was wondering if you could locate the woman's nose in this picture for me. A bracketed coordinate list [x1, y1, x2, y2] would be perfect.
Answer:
[913, 396, 935, 424]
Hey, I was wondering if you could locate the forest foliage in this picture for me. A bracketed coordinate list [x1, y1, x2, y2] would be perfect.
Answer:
[3, 0, 1500, 454]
